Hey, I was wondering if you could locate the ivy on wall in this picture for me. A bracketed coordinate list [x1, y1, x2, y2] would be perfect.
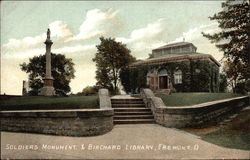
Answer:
[191, 60, 219, 92]
[121, 59, 219, 93]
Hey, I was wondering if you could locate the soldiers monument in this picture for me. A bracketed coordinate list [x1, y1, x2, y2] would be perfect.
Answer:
[38, 29, 55, 96]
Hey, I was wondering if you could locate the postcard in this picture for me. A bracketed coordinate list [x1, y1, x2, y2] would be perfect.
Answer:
[1, 0, 249, 159]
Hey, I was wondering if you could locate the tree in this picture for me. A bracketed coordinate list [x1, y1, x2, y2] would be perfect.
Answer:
[148, 53, 154, 59]
[219, 72, 228, 92]
[223, 59, 243, 92]
[120, 67, 131, 93]
[20, 53, 75, 95]
[202, 0, 250, 84]
[93, 37, 136, 93]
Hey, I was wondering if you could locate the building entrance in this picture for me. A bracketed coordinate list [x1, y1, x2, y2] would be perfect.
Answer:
[159, 76, 168, 89]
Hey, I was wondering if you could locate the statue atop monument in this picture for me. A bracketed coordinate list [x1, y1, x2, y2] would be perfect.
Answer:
[47, 28, 51, 40]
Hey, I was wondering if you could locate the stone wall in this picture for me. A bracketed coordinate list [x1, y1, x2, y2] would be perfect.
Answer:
[141, 88, 249, 128]
[0, 89, 114, 136]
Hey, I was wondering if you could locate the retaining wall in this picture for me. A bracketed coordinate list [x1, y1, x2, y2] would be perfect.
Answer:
[141, 88, 249, 128]
[0, 89, 114, 136]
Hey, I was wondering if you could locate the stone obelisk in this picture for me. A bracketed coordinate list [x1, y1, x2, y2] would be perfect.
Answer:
[39, 28, 55, 96]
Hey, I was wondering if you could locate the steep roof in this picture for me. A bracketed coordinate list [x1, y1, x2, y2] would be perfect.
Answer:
[152, 42, 196, 51]
[130, 53, 220, 67]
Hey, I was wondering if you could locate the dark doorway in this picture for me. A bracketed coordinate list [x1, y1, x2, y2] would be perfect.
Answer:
[159, 76, 168, 89]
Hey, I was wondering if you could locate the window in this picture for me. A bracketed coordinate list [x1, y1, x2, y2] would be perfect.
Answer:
[195, 69, 201, 73]
[146, 71, 153, 85]
[174, 70, 182, 84]
[158, 69, 168, 76]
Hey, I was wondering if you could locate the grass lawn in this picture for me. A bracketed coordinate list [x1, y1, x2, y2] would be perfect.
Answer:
[156, 92, 243, 106]
[184, 107, 250, 150]
[0, 95, 99, 110]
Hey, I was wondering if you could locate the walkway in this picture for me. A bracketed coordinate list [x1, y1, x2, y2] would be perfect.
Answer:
[1, 124, 249, 159]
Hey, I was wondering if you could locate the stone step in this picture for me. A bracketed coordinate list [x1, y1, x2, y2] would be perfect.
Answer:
[111, 97, 154, 125]
[112, 104, 145, 108]
[111, 100, 144, 104]
[114, 108, 151, 112]
[114, 112, 153, 115]
[111, 98, 143, 102]
[114, 119, 155, 124]
[114, 115, 154, 120]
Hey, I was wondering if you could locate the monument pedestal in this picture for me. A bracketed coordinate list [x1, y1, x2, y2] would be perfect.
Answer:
[39, 78, 55, 96]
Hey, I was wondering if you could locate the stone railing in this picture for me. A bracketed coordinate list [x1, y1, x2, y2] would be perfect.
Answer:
[140, 88, 249, 128]
[0, 89, 114, 136]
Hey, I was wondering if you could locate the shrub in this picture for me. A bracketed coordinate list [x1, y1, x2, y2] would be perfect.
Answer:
[219, 73, 228, 92]
[235, 80, 249, 95]
[77, 86, 98, 96]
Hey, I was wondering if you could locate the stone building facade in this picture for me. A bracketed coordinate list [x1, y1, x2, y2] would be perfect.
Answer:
[129, 42, 220, 93]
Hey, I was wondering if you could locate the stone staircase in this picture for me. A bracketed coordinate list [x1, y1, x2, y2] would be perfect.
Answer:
[111, 97, 155, 124]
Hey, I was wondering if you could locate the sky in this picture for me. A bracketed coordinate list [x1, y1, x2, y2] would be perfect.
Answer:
[1, 1, 224, 95]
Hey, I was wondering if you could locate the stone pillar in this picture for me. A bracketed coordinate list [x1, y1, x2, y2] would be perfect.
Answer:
[22, 80, 27, 96]
[39, 28, 55, 96]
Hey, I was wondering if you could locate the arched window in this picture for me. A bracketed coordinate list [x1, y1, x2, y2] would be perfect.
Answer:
[158, 69, 168, 76]
[174, 70, 182, 84]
